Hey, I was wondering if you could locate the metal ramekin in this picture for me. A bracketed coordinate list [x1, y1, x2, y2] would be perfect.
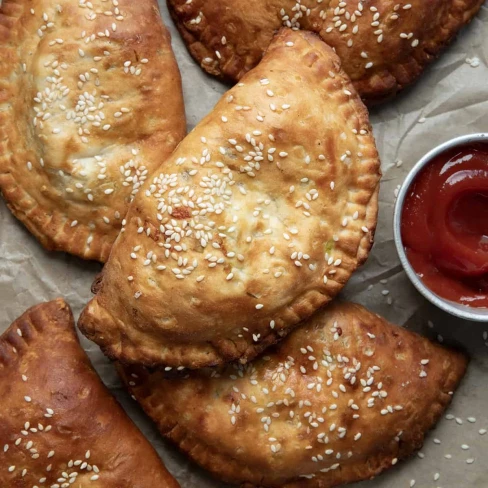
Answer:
[393, 133, 488, 322]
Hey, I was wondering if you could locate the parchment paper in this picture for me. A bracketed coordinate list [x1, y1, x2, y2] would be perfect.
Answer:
[1, 2, 488, 487]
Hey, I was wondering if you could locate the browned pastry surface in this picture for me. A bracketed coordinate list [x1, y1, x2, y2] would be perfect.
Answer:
[0, 0, 186, 262]
[79, 29, 381, 369]
[118, 302, 468, 488]
[167, 0, 484, 104]
[0, 299, 180, 487]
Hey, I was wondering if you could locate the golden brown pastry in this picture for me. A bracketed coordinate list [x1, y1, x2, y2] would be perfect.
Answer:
[0, 0, 186, 262]
[167, 0, 484, 104]
[0, 299, 180, 488]
[79, 29, 381, 369]
[118, 302, 468, 488]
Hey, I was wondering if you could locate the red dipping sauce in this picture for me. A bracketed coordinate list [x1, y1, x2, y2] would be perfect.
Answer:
[401, 143, 488, 309]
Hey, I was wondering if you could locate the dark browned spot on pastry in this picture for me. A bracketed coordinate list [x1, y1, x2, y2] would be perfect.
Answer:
[172, 206, 192, 219]
[91, 272, 104, 294]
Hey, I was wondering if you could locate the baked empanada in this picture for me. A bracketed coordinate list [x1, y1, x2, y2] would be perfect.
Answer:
[79, 29, 381, 369]
[0, 0, 186, 261]
[118, 302, 467, 488]
[167, 0, 484, 103]
[0, 299, 180, 487]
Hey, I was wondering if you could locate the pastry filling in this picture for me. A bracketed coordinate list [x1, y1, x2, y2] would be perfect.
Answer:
[401, 143, 488, 308]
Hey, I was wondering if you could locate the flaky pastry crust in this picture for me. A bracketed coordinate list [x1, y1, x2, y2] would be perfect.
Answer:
[0, 299, 180, 487]
[0, 0, 186, 262]
[79, 29, 381, 369]
[167, 0, 484, 104]
[118, 302, 467, 488]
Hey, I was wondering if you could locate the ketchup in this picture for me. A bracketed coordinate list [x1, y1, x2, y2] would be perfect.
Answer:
[401, 143, 488, 308]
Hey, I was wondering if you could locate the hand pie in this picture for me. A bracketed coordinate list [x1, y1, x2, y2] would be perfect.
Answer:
[167, 0, 484, 103]
[0, 0, 186, 262]
[118, 302, 467, 488]
[79, 29, 381, 369]
[0, 299, 179, 488]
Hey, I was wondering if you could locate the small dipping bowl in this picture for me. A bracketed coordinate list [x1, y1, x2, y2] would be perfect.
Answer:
[393, 133, 488, 322]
